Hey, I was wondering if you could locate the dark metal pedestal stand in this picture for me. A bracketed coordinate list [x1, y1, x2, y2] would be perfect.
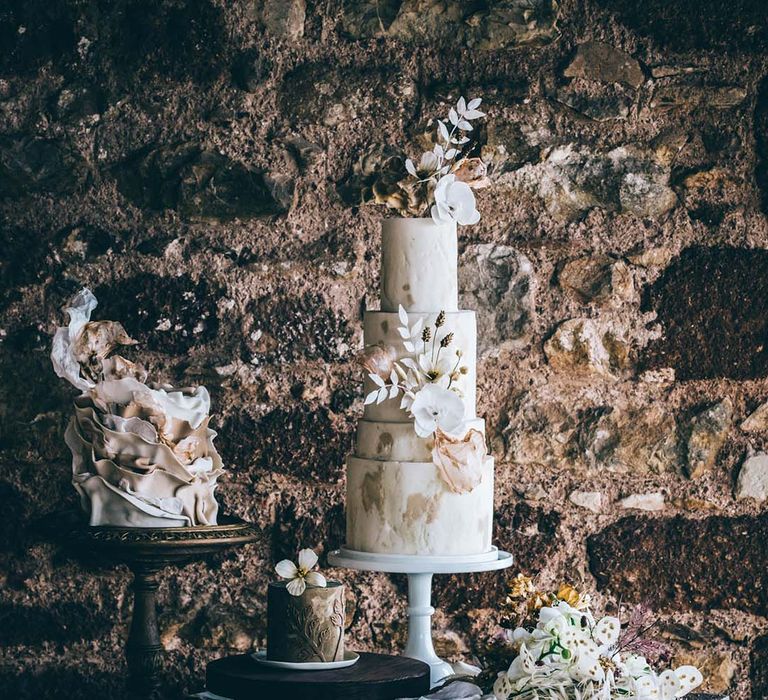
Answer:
[49, 512, 260, 700]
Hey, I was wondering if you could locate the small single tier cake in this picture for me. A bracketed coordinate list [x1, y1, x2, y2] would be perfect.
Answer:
[266, 581, 345, 663]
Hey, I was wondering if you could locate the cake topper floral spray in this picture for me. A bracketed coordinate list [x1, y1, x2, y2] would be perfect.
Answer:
[356, 96, 489, 225]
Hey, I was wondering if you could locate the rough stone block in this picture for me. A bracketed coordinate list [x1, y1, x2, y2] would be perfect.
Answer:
[563, 42, 644, 88]
[114, 143, 290, 220]
[641, 247, 768, 380]
[0, 137, 86, 198]
[94, 274, 227, 355]
[280, 63, 417, 127]
[459, 244, 535, 354]
[246, 292, 352, 364]
[588, 514, 768, 615]
[221, 407, 353, 482]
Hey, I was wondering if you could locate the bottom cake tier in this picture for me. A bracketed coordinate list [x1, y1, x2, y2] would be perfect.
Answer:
[345, 456, 494, 556]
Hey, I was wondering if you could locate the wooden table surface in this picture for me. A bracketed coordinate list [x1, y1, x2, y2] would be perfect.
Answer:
[206, 652, 431, 700]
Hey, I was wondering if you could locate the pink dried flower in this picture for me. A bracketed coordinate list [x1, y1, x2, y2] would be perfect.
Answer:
[357, 343, 397, 379]
[452, 157, 491, 189]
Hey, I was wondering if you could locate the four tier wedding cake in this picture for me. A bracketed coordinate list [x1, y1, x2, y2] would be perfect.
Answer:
[346, 218, 494, 556]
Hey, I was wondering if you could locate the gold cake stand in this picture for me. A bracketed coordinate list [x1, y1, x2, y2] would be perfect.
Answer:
[44, 511, 260, 700]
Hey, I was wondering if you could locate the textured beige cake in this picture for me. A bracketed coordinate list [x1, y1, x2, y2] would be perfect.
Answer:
[345, 218, 495, 556]
[266, 581, 345, 663]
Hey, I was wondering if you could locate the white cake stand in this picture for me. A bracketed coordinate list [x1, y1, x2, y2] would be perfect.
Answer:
[328, 546, 513, 687]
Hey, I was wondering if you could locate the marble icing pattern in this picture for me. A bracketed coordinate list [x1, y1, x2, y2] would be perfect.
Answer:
[355, 418, 485, 461]
[346, 456, 494, 555]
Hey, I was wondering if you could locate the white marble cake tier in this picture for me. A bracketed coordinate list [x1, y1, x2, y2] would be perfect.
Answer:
[381, 218, 458, 312]
[362, 310, 477, 422]
[346, 456, 494, 556]
[355, 417, 485, 462]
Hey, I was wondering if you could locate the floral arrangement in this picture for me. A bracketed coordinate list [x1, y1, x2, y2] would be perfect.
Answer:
[358, 305, 487, 493]
[275, 549, 327, 596]
[353, 96, 489, 225]
[51, 288, 222, 527]
[481, 575, 703, 700]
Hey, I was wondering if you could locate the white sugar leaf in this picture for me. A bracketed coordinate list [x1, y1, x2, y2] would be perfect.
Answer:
[459, 136, 470, 144]
[440, 165, 450, 175]
[448, 107, 459, 126]
[400, 357, 419, 371]
[458, 120, 472, 131]
[376, 388, 388, 404]
[398, 304, 409, 326]
[410, 317, 424, 337]
[457, 96, 466, 114]
[364, 390, 379, 405]
[389, 369, 399, 385]
[464, 109, 485, 120]
[397, 326, 411, 339]
[467, 97, 482, 110]
[437, 120, 450, 142]
[403, 340, 415, 353]
[388, 384, 399, 399]
[369, 372, 386, 387]
[405, 158, 417, 176]
[444, 148, 458, 160]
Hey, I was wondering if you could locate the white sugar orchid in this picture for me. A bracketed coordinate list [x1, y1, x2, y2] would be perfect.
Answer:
[431, 174, 481, 226]
[275, 548, 327, 596]
[410, 383, 465, 438]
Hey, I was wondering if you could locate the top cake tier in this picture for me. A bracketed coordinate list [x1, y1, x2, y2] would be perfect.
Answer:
[381, 218, 458, 312]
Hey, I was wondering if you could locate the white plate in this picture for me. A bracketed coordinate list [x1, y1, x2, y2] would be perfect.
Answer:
[251, 650, 360, 671]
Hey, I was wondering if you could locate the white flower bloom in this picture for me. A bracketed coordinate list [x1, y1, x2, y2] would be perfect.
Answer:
[417, 351, 454, 388]
[275, 548, 327, 596]
[431, 174, 481, 226]
[409, 383, 465, 438]
[51, 288, 99, 392]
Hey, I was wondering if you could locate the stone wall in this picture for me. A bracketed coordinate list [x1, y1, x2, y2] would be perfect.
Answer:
[1, 1, 767, 698]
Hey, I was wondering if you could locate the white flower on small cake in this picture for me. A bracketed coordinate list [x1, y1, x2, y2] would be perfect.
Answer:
[275, 548, 327, 596]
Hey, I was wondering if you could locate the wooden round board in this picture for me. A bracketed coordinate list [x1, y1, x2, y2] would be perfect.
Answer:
[206, 652, 431, 700]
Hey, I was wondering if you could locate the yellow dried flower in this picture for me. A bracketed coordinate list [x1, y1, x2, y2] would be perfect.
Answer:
[557, 583, 589, 610]
[508, 573, 535, 600]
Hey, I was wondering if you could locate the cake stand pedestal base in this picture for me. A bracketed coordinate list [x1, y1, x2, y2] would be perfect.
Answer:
[44, 511, 260, 700]
[328, 546, 513, 687]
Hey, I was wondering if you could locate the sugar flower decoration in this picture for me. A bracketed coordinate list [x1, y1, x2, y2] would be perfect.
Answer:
[275, 548, 327, 596]
[354, 96, 488, 223]
[491, 579, 704, 700]
[431, 174, 481, 226]
[431, 427, 487, 494]
[410, 384, 465, 438]
[359, 306, 485, 492]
